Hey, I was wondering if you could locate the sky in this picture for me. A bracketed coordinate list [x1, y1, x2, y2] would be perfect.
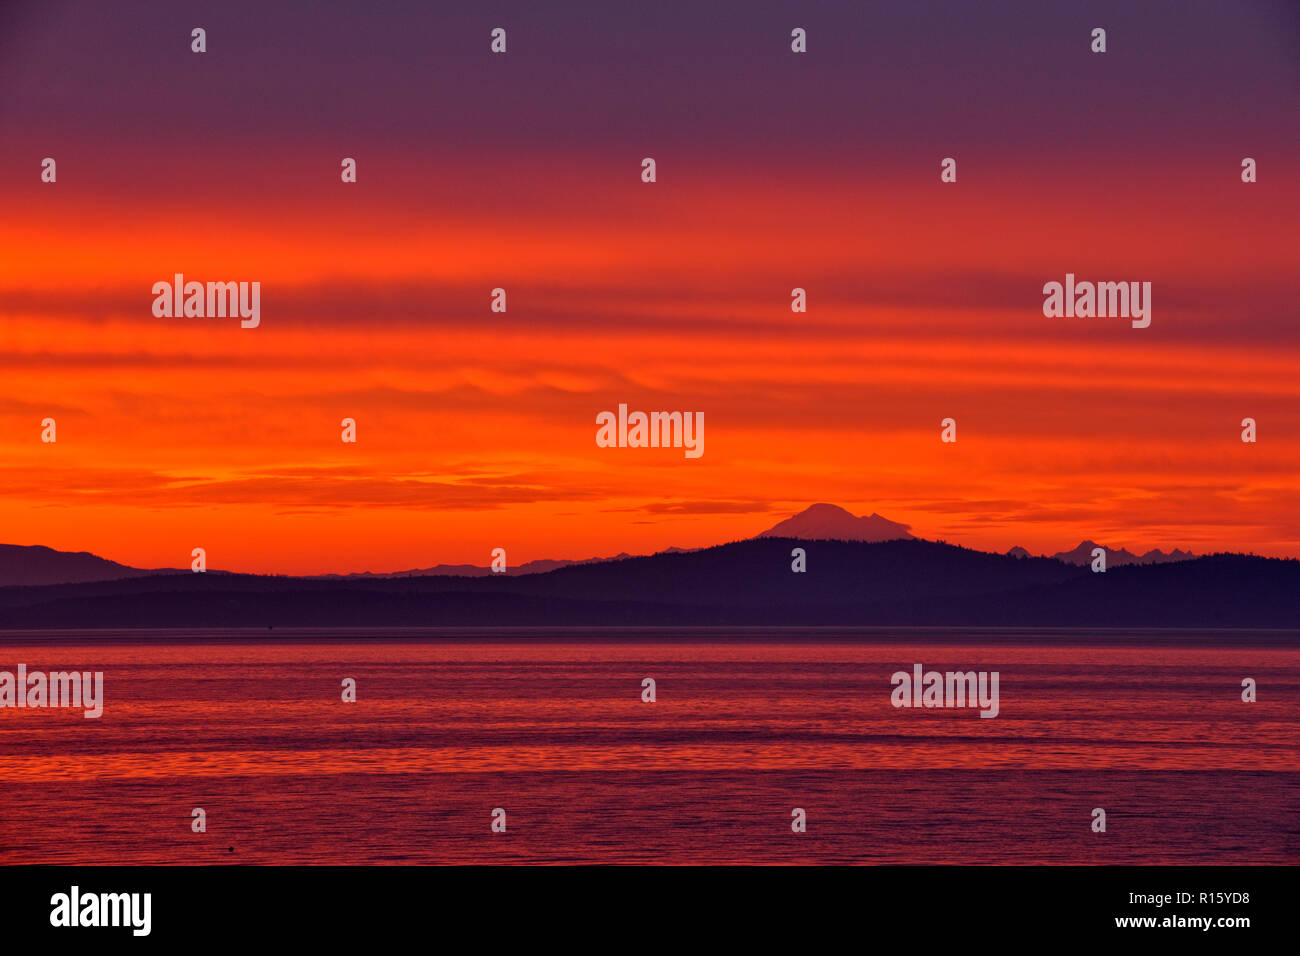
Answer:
[1, 0, 1298, 574]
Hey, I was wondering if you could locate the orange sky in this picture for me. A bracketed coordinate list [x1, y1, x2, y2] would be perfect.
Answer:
[2, 150, 1298, 573]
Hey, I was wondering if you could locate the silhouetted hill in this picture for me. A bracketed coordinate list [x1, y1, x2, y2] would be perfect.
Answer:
[0, 544, 176, 587]
[0, 538, 1294, 629]
[309, 553, 634, 579]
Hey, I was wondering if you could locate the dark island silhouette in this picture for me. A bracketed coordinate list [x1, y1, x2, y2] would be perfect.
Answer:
[0, 505, 1295, 629]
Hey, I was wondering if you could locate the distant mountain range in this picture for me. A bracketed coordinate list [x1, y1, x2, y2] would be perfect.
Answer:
[0, 505, 1293, 628]
[0, 543, 683, 586]
[1045, 540, 1196, 567]
[1007, 539, 1196, 566]
[0, 504, 1196, 587]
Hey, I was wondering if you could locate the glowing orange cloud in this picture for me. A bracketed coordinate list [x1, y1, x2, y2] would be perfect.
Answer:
[2, 154, 1297, 572]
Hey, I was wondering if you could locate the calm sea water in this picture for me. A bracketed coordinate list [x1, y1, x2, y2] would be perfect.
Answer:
[1, 629, 1297, 864]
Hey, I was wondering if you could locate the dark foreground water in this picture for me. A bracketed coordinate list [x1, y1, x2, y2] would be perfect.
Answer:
[1, 630, 1297, 864]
